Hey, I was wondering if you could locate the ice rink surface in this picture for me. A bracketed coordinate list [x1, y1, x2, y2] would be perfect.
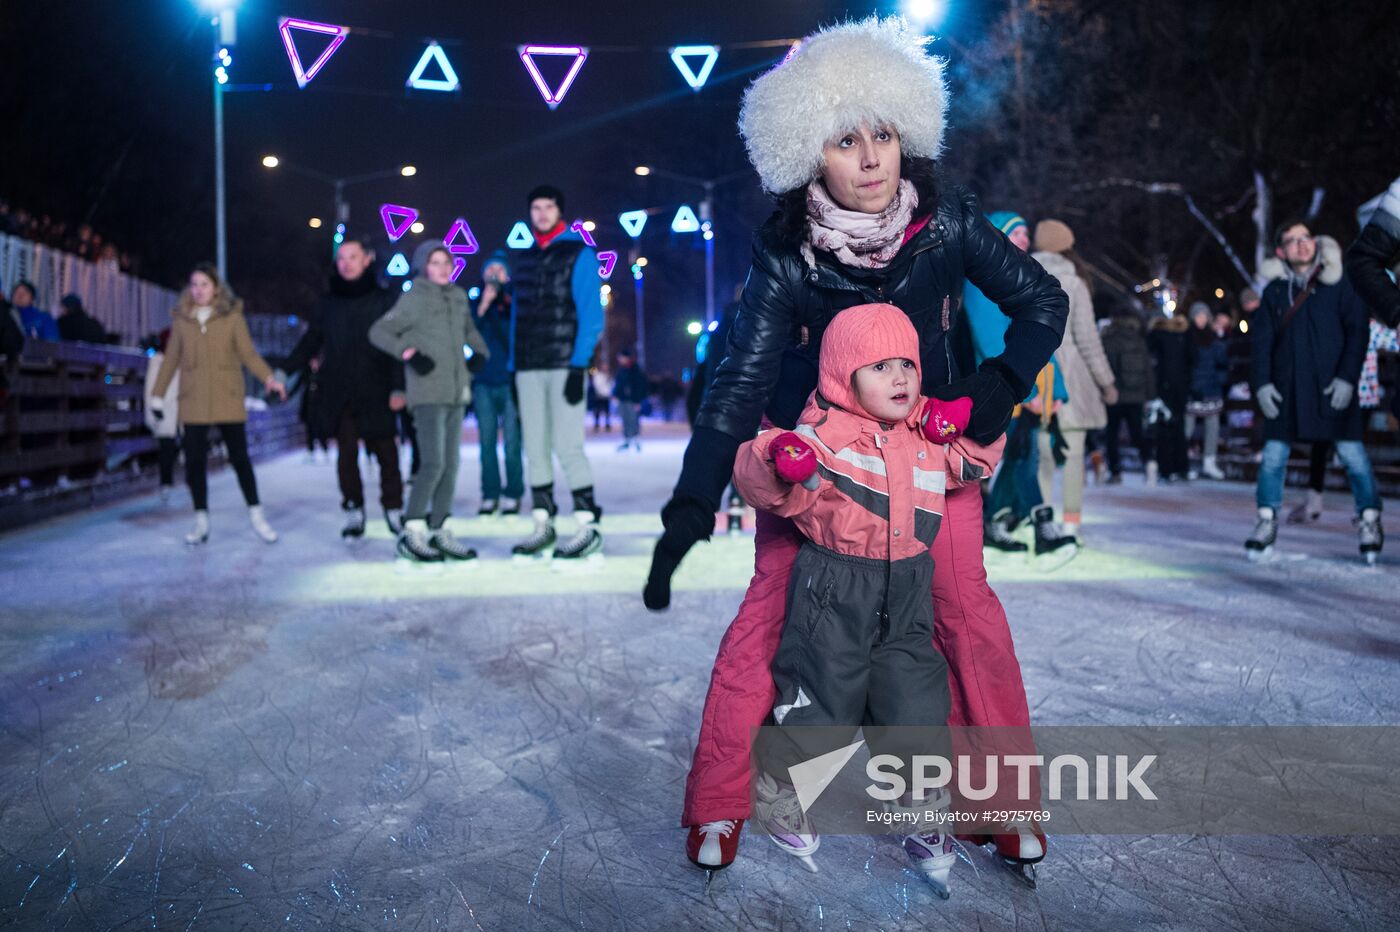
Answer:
[2, 422, 1397, 930]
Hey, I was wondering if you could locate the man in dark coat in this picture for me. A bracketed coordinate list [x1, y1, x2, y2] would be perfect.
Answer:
[1246, 220, 1382, 563]
[56, 294, 108, 343]
[1100, 307, 1157, 482]
[1346, 174, 1400, 329]
[282, 237, 405, 538]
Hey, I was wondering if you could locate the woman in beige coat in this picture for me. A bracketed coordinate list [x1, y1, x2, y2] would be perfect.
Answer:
[1031, 221, 1117, 540]
[152, 263, 286, 545]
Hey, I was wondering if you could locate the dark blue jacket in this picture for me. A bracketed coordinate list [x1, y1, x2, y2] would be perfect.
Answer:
[17, 305, 58, 342]
[472, 284, 514, 386]
[1188, 334, 1229, 401]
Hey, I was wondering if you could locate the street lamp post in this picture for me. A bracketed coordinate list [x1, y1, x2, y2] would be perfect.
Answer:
[630, 249, 648, 371]
[202, 3, 239, 279]
[260, 158, 418, 233]
[633, 166, 748, 326]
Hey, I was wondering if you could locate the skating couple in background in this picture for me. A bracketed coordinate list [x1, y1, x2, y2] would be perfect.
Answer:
[645, 18, 1069, 894]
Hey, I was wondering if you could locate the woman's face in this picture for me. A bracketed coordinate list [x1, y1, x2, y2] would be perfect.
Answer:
[819, 124, 901, 214]
[1191, 309, 1211, 330]
[425, 250, 455, 286]
[189, 272, 216, 306]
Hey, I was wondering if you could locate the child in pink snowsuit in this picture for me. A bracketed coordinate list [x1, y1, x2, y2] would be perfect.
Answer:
[731, 303, 1003, 892]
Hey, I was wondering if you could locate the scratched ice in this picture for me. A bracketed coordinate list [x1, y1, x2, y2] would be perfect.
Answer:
[0, 422, 1397, 929]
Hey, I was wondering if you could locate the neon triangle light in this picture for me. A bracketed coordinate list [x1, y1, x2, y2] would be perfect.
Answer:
[671, 205, 701, 234]
[385, 252, 410, 276]
[670, 45, 719, 90]
[569, 221, 597, 247]
[278, 17, 349, 89]
[444, 218, 479, 255]
[379, 204, 418, 243]
[506, 221, 534, 249]
[618, 210, 648, 238]
[518, 45, 588, 109]
[450, 257, 468, 283]
[407, 41, 459, 92]
[597, 251, 618, 279]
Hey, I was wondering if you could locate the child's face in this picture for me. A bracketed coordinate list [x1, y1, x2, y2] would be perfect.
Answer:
[853, 357, 917, 422]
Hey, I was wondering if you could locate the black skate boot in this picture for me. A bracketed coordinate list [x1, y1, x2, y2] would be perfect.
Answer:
[1245, 506, 1278, 562]
[1357, 508, 1383, 566]
[513, 487, 558, 561]
[478, 499, 498, 517]
[727, 495, 744, 536]
[500, 497, 521, 516]
[397, 518, 445, 565]
[430, 523, 478, 562]
[383, 508, 404, 535]
[341, 502, 366, 540]
[984, 512, 1029, 553]
[554, 487, 603, 567]
[1032, 505, 1078, 569]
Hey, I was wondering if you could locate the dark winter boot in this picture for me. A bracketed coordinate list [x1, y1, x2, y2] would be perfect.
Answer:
[1032, 505, 1078, 569]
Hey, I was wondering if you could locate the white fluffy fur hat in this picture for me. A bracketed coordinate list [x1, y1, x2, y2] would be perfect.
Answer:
[739, 17, 948, 195]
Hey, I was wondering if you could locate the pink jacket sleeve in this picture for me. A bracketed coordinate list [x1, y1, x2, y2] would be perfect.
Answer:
[942, 434, 1005, 490]
[733, 429, 824, 517]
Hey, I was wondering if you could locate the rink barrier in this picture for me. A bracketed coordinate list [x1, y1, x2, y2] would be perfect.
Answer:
[0, 340, 304, 531]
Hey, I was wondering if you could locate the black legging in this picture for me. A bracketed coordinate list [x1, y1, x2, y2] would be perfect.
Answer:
[157, 436, 181, 486]
[1306, 441, 1332, 493]
[183, 423, 259, 510]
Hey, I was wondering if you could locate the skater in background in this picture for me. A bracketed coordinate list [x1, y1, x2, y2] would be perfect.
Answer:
[589, 368, 613, 432]
[150, 262, 286, 546]
[686, 289, 748, 533]
[471, 250, 524, 516]
[1245, 220, 1382, 563]
[507, 184, 605, 563]
[370, 246, 489, 564]
[10, 280, 57, 342]
[736, 304, 1002, 894]
[1347, 173, 1400, 329]
[1147, 305, 1193, 483]
[143, 329, 181, 503]
[644, 19, 1068, 879]
[297, 356, 331, 464]
[56, 294, 107, 344]
[280, 236, 405, 540]
[612, 346, 647, 452]
[1100, 306, 1156, 483]
[1185, 301, 1229, 480]
[1030, 220, 1116, 541]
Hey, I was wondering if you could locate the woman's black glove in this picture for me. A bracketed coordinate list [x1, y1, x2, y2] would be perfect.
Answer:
[930, 361, 1019, 444]
[408, 352, 436, 376]
[564, 367, 586, 405]
[467, 353, 485, 374]
[643, 494, 714, 611]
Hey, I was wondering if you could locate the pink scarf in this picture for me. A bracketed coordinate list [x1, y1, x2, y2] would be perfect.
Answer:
[802, 179, 918, 270]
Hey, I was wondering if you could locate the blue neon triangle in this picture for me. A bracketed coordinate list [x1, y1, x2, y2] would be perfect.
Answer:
[671, 205, 701, 234]
[506, 221, 534, 249]
[619, 210, 648, 238]
[386, 252, 410, 276]
[407, 41, 459, 91]
[670, 46, 718, 90]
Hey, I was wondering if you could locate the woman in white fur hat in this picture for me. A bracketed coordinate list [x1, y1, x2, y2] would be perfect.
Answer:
[645, 17, 1069, 886]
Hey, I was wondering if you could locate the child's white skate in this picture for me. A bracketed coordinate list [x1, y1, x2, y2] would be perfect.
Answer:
[753, 772, 819, 872]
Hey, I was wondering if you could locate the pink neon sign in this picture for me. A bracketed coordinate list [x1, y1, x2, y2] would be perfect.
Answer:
[278, 17, 349, 89]
[379, 204, 419, 243]
[518, 45, 588, 109]
[597, 251, 618, 279]
[569, 221, 597, 247]
[450, 257, 468, 283]
[444, 218, 479, 255]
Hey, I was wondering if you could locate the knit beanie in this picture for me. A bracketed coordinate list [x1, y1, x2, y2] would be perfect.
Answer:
[818, 303, 921, 418]
[986, 211, 1027, 238]
[739, 17, 948, 194]
[481, 248, 510, 276]
[1033, 219, 1075, 254]
[527, 184, 565, 212]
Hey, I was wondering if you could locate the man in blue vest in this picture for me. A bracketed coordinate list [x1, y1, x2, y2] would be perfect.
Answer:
[508, 185, 605, 562]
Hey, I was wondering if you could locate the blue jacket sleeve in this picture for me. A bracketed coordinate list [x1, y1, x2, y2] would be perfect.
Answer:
[570, 247, 602, 369]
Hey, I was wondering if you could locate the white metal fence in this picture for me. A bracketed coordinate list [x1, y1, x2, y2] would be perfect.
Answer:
[0, 233, 178, 343]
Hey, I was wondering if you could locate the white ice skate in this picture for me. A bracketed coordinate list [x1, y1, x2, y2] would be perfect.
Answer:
[889, 792, 957, 899]
[753, 772, 819, 872]
[1245, 506, 1278, 562]
[1358, 508, 1383, 566]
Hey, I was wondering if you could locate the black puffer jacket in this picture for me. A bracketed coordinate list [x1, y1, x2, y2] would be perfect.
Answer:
[1346, 210, 1400, 329]
[283, 270, 403, 438]
[512, 237, 587, 371]
[681, 185, 1068, 509]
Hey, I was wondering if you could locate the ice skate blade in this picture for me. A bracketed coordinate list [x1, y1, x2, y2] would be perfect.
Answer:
[1363, 552, 1379, 566]
[1245, 545, 1273, 563]
[796, 854, 819, 873]
[512, 550, 553, 564]
[394, 558, 445, 576]
[184, 535, 208, 546]
[1003, 858, 1037, 889]
[552, 552, 604, 571]
[1033, 546, 1078, 571]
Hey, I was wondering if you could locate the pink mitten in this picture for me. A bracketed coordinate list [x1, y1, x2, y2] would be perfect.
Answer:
[770, 431, 818, 484]
[920, 396, 972, 444]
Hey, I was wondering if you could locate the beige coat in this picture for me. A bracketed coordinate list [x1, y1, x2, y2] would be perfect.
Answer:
[153, 299, 273, 425]
[1033, 251, 1115, 430]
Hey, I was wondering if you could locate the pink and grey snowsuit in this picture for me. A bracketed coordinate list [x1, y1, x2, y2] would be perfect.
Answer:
[732, 305, 1003, 778]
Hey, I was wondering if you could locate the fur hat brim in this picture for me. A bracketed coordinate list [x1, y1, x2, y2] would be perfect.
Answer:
[739, 17, 948, 195]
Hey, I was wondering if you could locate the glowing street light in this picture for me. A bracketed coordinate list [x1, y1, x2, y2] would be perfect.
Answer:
[582, 220, 597, 232]
[1214, 288, 1225, 298]
[635, 256, 648, 267]
[261, 155, 280, 168]
[686, 321, 703, 336]
[308, 217, 322, 229]
[400, 165, 417, 177]
[410, 221, 425, 234]
[634, 166, 652, 176]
